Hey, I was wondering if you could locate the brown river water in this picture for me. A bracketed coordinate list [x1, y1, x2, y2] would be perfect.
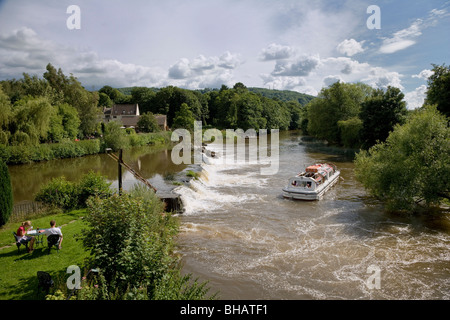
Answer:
[8, 131, 450, 299]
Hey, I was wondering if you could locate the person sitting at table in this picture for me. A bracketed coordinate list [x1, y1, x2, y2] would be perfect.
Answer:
[16, 221, 36, 253]
[39, 220, 63, 249]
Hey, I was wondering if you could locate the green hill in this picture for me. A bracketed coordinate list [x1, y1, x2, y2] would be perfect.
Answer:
[248, 87, 316, 105]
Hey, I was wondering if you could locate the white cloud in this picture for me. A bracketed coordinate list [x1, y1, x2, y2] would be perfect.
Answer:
[167, 52, 242, 89]
[379, 7, 448, 54]
[168, 58, 192, 79]
[363, 67, 404, 90]
[404, 85, 427, 110]
[0, 27, 168, 88]
[259, 43, 295, 61]
[271, 54, 321, 77]
[336, 39, 365, 57]
[218, 52, 243, 70]
[261, 74, 307, 91]
[323, 75, 343, 87]
[0, 26, 242, 89]
[412, 69, 434, 80]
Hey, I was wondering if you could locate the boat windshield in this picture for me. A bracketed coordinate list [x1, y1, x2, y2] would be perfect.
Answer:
[291, 180, 315, 189]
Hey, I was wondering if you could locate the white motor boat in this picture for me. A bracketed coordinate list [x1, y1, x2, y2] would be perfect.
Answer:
[282, 163, 340, 200]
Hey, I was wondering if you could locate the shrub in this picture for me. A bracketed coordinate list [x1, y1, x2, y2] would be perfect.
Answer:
[0, 160, 13, 226]
[34, 172, 113, 210]
[35, 177, 78, 211]
[80, 185, 213, 300]
[103, 121, 128, 151]
[76, 171, 113, 207]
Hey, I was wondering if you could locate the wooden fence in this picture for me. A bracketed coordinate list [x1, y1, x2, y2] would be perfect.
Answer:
[11, 201, 50, 223]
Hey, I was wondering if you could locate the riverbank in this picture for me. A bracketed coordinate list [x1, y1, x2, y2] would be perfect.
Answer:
[0, 131, 172, 165]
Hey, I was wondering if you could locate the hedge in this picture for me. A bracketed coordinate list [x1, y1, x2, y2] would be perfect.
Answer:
[0, 132, 172, 165]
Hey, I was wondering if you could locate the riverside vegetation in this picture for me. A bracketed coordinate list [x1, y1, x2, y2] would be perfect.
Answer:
[0, 62, 448, 226]
[0, 171, 216, 300]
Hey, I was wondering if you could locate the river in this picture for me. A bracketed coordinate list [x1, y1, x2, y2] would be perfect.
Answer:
[8, 131, 450, 300]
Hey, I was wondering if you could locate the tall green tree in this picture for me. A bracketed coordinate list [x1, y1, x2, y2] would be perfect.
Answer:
[44, 63, 99, 137]
[425, 63, 450, 117]
[307, 82, 372, 144]
[48, 103, 81, 142]
[130, 87, 156, 114]
[0, 85, 11, 133]
[355, 105, 450, 211]
[360, 86, 407, 148]
[337, 116, 363, 148]
[172, 103, 196, 131]
[10, 96, 54, 145]
[103, 121, 128, 151]
[0, 160, 13, 226]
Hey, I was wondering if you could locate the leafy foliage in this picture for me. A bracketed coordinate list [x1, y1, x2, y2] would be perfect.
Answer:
[34, 171, 112, 210]
[425, 64, 450, 118]
[80, 185, 213, 300]
[360, 86, 407, 148]
[0, 160, 13, 226]
[172, 103, 196, 131]
[102, 120, 128, 151]
[307, 82, 372, 144]
[355, 105, 450, 211]
[34, 176, 78, 210]
[137, 112, 160, 133]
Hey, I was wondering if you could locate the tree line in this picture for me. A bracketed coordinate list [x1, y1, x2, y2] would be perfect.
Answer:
[0, 63, 314, 149]
[99, 82, 310, 132]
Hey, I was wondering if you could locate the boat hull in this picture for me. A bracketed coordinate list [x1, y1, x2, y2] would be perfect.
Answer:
[282, 171, 340, 201]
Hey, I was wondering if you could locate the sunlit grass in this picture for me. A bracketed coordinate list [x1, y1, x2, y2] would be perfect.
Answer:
[0, 209, 89, 300]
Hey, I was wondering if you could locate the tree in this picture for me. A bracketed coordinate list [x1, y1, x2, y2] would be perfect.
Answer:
[337, 117, 363, 148]
[286, 101, 303, 130]
[307, 82, 372, 144]
[130, 87, 156, 114]
[0, 85, 11, 133]
[0, 160, 13, 226]
[44, 63, 99, 137]
[10, 96, 54, 145]
[360, 86, 407, 149]
[354, 105, 450, 211]
[425, 64, 450, 117]
[172, 103, 196, 131]
[48, 103, 81, 142]
[98, 92, 113, 108]
[103, 121, 128, 151]
[137, 112, 160, 133]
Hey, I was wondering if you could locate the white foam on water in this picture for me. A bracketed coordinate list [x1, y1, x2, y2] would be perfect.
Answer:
[175, 150, 267, 215]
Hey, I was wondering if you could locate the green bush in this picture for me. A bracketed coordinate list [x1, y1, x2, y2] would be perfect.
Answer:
[0, 160, 13, 226]
[35, 177, 78, 211]
[79, 185, 213, 300]
[34, 171, 113, 210]
[76, 171, 113, 207]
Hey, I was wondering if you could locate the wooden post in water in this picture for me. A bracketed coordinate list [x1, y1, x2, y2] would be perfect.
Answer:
[105, 148, 183, 213]
[118, 149, 123, 195]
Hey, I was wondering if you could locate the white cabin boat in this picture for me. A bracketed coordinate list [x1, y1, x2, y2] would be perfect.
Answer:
[282, 163, 340, 200]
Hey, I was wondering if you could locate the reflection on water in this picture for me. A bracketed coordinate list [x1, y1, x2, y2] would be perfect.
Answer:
[8, 145, 186, 203]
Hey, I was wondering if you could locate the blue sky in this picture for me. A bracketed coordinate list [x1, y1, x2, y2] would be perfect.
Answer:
[0, 0, 449, 109]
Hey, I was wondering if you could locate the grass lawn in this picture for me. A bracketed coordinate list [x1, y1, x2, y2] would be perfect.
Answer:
[0, 209, 90, 300]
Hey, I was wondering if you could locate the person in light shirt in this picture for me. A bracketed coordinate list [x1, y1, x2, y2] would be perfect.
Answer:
[39, 220, 63, 249]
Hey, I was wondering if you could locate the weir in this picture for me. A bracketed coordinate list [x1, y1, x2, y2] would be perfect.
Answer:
[106, 149, 184, 214]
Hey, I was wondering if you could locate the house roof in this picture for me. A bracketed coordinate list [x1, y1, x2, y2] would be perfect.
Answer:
[120, 116, 140, 127]
[111, 104, 139, 116]
[154, 114, 167, 126]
